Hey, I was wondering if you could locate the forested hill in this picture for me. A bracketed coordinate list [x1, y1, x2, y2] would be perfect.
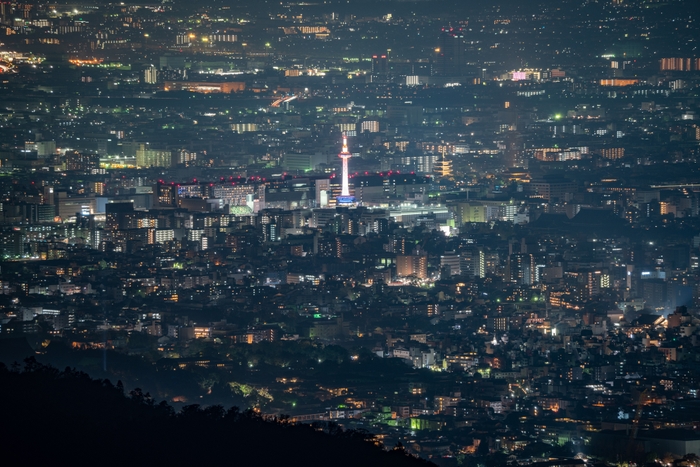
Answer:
[0, 359, 433, 467]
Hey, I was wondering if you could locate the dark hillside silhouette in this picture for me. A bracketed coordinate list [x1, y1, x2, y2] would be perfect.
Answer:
[0, 358, 433, 467]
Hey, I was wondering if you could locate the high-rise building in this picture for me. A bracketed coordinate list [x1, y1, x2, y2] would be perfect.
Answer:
[452, 202, 487, 224]
[155, 183, 177, 207]
[360, 120, 380, 134]
[18, 3, 31, 19]
[175, 33, 191, 45]
[0, 3, 11, 25]
[397, 254, 428, 280]
[209, 34, 238, 43]
[144, 65, 158, 84]
[508, 253, 534, 285]
[460, 247, 485, 279]
[65, 151, 99, 172]
[0, 228, 23, 258]
[176, 149, 197, 166]
[399, 154, 438, 174]
[136, 144, 172, 168]
[526, 179, 577, 202]
[585, 270, 611, 298]
[435, 28, 466, 77]
[406, 75, 420, 86]
[440, 253, 461, 276]
[43, 186, 55, 206]
[371, 54, 389, 74]
[660, 58, 700, 72]
[212, 184, 256, 209]
[25, 141, 56, 157]
[601, 147, 625, 160]
[106, 202, 135, 231]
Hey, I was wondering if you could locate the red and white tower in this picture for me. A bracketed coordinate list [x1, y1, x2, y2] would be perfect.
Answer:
[336, 134, 355, 204]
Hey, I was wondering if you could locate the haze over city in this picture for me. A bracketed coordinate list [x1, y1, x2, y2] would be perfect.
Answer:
[1, 0, 700, 466]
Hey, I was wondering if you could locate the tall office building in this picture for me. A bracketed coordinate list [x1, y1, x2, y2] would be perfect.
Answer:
[435, 28, 466, 77]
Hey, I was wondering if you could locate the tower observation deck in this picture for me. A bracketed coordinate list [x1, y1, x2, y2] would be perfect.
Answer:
[336, 135, 355, 205]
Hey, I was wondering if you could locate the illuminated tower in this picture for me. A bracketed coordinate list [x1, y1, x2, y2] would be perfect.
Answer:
[336, 135, 355, 205]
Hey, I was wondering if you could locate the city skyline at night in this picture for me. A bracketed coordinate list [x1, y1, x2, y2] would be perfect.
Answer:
[1, 0, 700, 465]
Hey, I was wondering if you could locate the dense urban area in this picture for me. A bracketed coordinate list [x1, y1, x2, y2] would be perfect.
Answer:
[1, 0, 700, 465]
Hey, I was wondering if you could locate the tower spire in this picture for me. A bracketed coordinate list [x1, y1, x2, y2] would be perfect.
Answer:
[336, 133, 355, 205]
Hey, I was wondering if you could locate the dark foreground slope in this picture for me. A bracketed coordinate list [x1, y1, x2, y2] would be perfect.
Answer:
[0, 359, 432, 467]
